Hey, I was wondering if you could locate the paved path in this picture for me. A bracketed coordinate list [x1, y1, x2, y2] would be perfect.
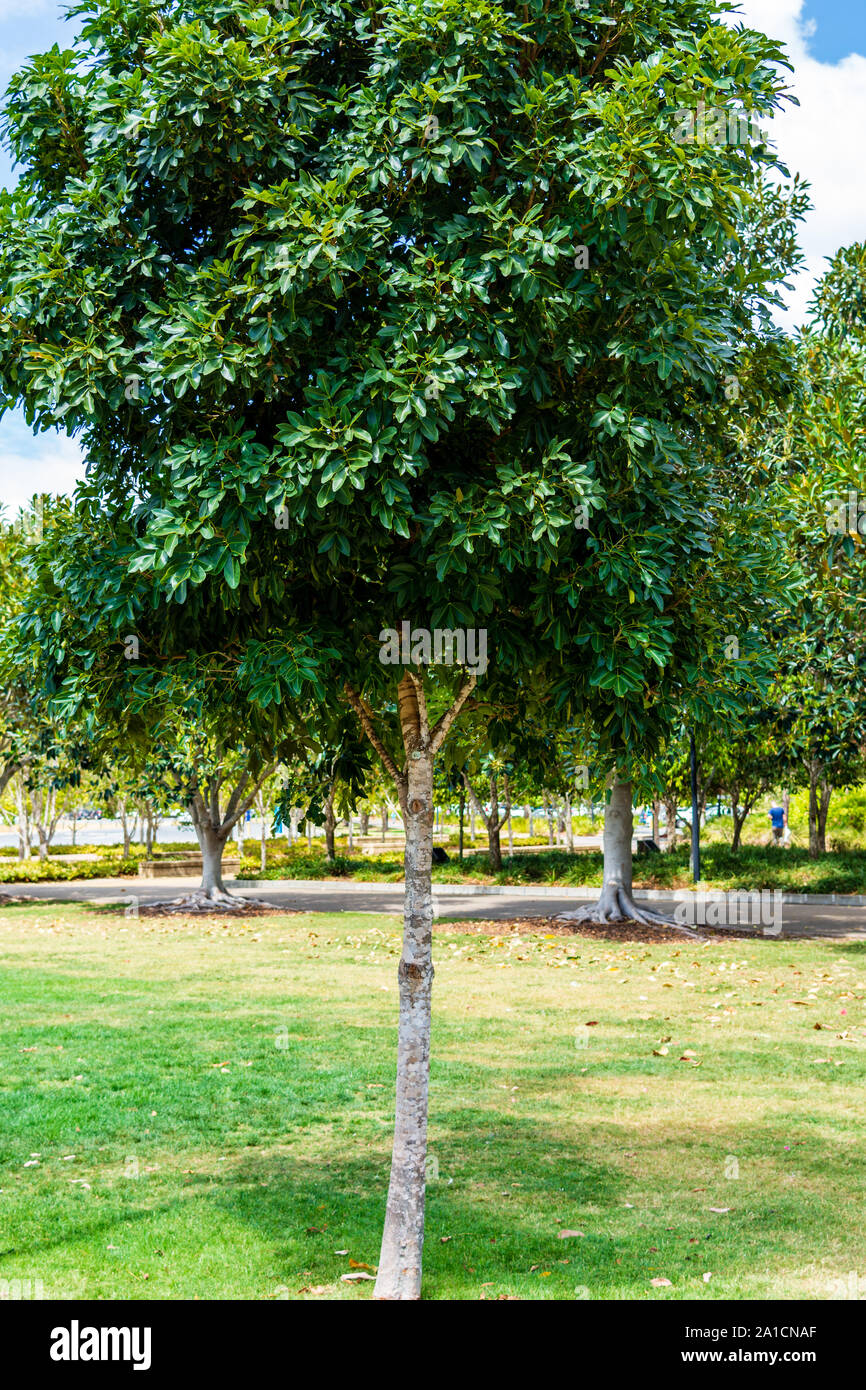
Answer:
[4, 877, 866, 940]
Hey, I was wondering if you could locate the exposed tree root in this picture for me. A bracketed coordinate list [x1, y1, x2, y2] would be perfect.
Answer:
[140, 887, 274, 914]
[557, 885, 706, 941]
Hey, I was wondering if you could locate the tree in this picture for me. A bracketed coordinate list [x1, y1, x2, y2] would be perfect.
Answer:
[743, 244, 866, 855]
[701, 722, 777, 851]
[0, 0, 806, 1297]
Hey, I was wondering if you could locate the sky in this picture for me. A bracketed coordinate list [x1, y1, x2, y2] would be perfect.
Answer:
[0, 0, 863, 514]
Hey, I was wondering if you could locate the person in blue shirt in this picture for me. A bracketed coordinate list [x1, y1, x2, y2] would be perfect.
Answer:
[769, 803, 786, 846]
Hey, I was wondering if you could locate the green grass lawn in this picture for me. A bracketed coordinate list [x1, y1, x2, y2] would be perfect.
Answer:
[1, 902, 865, 1301]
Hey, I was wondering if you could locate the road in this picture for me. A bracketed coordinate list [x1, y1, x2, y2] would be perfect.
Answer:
[4, 877, 866, 939]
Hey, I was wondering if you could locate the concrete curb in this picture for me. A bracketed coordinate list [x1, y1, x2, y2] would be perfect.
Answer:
[233, 878, 866, 907]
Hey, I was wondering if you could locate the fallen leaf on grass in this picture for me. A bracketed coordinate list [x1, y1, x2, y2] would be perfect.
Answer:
[652, 1047, 669, 1057]
[348, 1259, 375, 1271]
[558, 1230, 586, 1239]
[702, 1272, 713, 1283]
[708, 1207, 731, 1214]
[341, 1272, 375, 1282]
[650, 1277, 672, 1287]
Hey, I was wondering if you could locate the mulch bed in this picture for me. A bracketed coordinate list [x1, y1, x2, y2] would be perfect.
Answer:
[137, 901, 288, 917]
[434, 916, 760, 944]
[0, 895, 769, 941]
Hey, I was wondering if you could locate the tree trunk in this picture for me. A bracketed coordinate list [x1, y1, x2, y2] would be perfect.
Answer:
[663, 795, 678, 851]
[595, 780, 634, 916]
[374, 679, 435, 1301]
[324, 789, 336, 862]
[15, 777, 30, 860]
[817, 781, 831, 851]
[558, 779, 702, 936]
[730, 790, 748, 852]
[564, 792, 574, 851]
[545, 794, 555, 845]
[199, 824, 230, 897]
[486, 819, 502, 872]
[651, 799, 660, 845]
[360, 808, 369, 836]
[808, 764, 831, 857]
[463, 770, 507, 872]
[344, 670, 475, 1300]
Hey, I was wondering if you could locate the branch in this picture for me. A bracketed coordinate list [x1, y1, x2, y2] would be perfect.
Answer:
[223, 762, 277, 833]
[461, 769, 491, 831]
[344, 683, 405, 790]
[496, 771, 512, 831]
[0, 760, 17, 803]
[408, 670, 430, 747]
[208, 773, 221, 829]
[430, 673, 477, 755]
[190, 788, 209, 834]
[223, 768, 252, 828]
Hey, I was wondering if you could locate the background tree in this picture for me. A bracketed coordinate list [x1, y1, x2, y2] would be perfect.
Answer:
[744, 244, 866, 856]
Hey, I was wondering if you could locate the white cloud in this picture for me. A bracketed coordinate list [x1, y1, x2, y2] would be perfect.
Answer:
[727, 0, 866, 325]
[0, 429, 86, 516]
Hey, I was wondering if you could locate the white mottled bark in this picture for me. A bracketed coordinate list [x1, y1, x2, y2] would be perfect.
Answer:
[346, 671, 476, 1299]
[374, 729, 434, 1300]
